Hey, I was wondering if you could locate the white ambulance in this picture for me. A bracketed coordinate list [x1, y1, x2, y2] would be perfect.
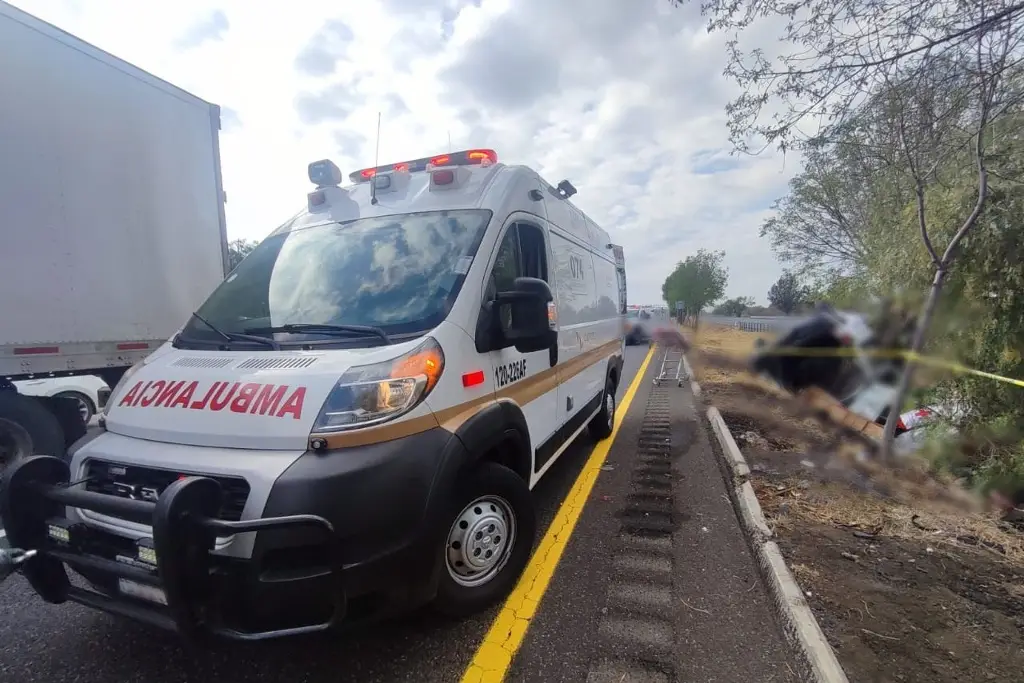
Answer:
[0, 148, 628, 641]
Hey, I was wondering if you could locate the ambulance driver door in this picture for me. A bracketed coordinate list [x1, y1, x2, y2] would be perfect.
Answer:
[483, 220, 560, 472]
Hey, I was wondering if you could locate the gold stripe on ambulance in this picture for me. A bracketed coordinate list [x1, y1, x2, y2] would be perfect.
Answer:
[310, 340, 622, 449]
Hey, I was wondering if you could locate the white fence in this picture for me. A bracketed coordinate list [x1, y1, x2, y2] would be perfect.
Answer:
[702, 314, 808, 334]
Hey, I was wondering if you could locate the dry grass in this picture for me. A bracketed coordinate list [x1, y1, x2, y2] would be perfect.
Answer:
[691, 324, 774, 387]
[694, 322, 1024, 566]
[692, 324, 821, 438]
[756, 478, 1024, 563]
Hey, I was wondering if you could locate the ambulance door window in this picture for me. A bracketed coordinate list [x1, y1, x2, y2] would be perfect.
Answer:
[515, 222, 548, 283]
[485, 222, 549, 333]
[491, 226, 521, 293]
[487, 225, 522, 332]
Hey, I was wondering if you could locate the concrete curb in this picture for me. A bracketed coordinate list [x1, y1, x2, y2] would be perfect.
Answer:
[685, 353, 849, 683]
[707, 407, 750, 479]
[681, 354, 701, 399]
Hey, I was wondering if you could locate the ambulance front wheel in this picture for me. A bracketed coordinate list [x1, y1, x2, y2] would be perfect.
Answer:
[588, 377, 616, 441]
[432, 461, 536, 618]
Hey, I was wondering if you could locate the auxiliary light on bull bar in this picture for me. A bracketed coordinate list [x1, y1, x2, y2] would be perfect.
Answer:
[137, 537, 157, 565]
[47, 518, 75, 544]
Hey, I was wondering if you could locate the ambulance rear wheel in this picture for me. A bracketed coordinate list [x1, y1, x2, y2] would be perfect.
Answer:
[588, 377, 616, 440]
[433, 461, 536, 618]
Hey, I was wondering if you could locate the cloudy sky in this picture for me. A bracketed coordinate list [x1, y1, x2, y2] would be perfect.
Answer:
[10, 0, 795, 306]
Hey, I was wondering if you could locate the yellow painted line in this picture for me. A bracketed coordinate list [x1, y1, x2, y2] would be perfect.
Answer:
[459, 346, 657, 683]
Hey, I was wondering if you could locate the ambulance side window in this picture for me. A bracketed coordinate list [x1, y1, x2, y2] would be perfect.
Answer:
[486, 223, 549, 296]
[516, 223, 548, 282]
[485, 222, 549, 334]
[487, 226, 520, 332]
[490, 226, 521, 296]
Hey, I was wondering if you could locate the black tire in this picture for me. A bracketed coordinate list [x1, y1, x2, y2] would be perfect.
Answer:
[0, 392, 66, 476]
[45, 394, 89, 448]
[53, 391, 95, 425]
[432, 461, 537, 618]
[588, 376, 616, 440]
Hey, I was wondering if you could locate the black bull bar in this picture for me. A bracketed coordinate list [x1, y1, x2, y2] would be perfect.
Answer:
[0, 455, 343, 641]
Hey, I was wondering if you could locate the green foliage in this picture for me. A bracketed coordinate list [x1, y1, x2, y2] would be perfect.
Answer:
[661, 249, 728, 321]
[713, 296, 756, 316]
[767, 271, 807, 314]
[775, 116, 1024, 492]
[806, 272, 875, 309]
[669, 0, 1024, 489]
[227, 238, 259, 271]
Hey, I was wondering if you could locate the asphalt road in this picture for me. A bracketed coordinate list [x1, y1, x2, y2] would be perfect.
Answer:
[0, 346, 652, 683]
[507, 346, 798, 682]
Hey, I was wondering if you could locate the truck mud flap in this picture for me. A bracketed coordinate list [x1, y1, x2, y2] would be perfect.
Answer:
[0, 455, 344, 642]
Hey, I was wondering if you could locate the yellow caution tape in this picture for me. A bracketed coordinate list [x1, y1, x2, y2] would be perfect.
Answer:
[754, 346, 1024, 389]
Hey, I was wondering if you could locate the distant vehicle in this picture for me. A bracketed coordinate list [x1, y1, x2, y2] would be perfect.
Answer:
[13, 375, 110, 425]
[0, 2, 229, 474]
[625, 309, 652, 345]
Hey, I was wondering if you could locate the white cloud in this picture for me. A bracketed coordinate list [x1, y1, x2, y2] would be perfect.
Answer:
[8, 0, 797, 306]
[174, 8, 229, 50]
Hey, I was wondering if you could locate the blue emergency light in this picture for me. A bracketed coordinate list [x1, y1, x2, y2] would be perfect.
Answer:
[308, 159, 343, 189]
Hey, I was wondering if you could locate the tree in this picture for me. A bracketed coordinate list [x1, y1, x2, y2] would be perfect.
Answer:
[713, 296, 756, 316]
[759, 122, 912, 278]
[675, 0, 1024, 460]
[661, 249, 728, 326]
[767, 271, 807, 314]
[782, 109, 1024, 492]
[227, 238, 259, 271]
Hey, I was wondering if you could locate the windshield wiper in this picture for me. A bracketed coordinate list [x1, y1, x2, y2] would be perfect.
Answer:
[243, 323, 391, 345]
[187, 312, 281, 349]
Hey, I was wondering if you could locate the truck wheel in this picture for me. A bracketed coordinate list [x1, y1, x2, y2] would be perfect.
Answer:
[53, 391, 95, 425]
[433, 462, 537, 618]
[44, 395, 88, 448]
[0, 392, 65, 476]
[588, 377, 616, 440]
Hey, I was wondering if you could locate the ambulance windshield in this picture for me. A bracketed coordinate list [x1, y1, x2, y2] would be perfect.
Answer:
[179, 209, 491, 347]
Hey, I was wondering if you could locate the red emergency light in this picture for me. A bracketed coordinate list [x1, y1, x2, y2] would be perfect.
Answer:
[349, 148, 497, 184]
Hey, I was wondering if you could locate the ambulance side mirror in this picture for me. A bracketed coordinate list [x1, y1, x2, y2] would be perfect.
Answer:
[493, 277, 556, 354]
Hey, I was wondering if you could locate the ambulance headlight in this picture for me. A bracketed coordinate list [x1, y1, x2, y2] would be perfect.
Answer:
[311, 337, 445, 432]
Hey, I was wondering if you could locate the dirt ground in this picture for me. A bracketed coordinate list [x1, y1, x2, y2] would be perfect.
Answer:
[691, 324, 1024, 683]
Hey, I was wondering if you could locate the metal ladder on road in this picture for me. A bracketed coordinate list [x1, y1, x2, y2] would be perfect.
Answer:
[653, 344, 686, 387]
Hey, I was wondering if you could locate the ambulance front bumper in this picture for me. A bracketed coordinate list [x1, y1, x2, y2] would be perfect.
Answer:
[0, 454, 343, 642]
[0, 424, 464, 641]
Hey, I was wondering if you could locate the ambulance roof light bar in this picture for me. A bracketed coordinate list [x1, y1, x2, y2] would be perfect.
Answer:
[350, 148, 497, 184]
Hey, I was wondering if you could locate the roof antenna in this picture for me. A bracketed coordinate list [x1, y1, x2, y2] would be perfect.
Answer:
[370, 111, 381, 206]
[448, 130, 452, 153]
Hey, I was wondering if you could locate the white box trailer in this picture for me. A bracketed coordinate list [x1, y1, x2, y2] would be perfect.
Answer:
[0, 1, 228, 467]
